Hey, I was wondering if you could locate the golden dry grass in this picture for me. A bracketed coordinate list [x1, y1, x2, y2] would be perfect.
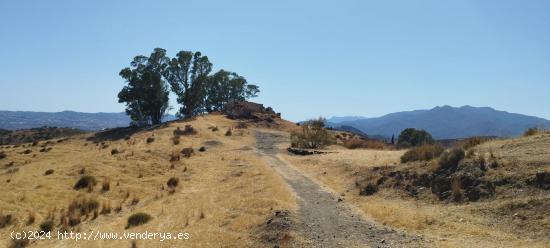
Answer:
[0, 114, 295, 247]
[281, 141, 550, 248]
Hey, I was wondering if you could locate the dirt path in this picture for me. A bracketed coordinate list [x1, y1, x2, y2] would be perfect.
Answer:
[255, 130, 424, 248]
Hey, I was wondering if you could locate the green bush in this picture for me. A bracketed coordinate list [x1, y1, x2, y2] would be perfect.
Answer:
[290, 118, 334, 149]
[401, 144, 444, 163]
[39, 220, 54, 232]
[126, 212, 152, 228]
[397, 128, 434, 147]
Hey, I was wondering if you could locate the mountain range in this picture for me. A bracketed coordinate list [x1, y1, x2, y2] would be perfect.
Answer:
[0, 111, 175, 131]
[327, 106, 550, 139]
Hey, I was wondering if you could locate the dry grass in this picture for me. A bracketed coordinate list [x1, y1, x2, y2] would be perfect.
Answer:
[0, 114, 295, 247]
[400, 144, 444, 163]
[281, 136, 550, 248]
[343, 138, 390, 150]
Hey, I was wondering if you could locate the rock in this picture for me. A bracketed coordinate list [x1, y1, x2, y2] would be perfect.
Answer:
[223, 100, 276, 120]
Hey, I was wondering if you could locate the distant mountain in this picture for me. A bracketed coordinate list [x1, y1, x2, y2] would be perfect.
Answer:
[0, 111, 176, 131]
[326, 116, 367, 123]
[327, 106, 550, 139]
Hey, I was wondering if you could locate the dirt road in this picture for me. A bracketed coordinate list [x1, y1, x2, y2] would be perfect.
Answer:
[255, 130, 424, 248]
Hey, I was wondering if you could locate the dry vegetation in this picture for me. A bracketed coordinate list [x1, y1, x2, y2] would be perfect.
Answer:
[0, 114, 296, 247]
[282, 133, 550, 247]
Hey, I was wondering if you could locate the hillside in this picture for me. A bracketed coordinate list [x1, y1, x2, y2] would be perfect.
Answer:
[0, 111, 548, 247]
[0, 111, 176, 131]
[328, 106, 550, 139]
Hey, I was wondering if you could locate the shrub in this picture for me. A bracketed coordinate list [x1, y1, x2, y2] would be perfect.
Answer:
[174, 125, 197, 136]
[0, 151, 6, 159]
[459, 136, 491, 150]
[172, 135, 180, 145]
[74, 175, 97, 190]
[438, 148, 465, 170]
[167, 177, 179, 188]
[102, 179, 110, 192]
[9, 238, 29, 248]
[39, 220, 54, 232]
[211, 126, 219, 132]
[198, 146, 206, 152]
[44, 169, 54, 175]
[126, 213, 152, 228]
[225, 129, 232, 136]
[146, 137, 155, 144]
[68, 197, 100, 215]
[26, 212, 35, 225]
[401, 144, 444, 163]
[111, 149, 120, 155]
[397, 128, 434, 147]
[169, 151, 180, 162]
[290, 118, 334, 149]
[181, 148, 194, 158]
[523, 127, 546, 137]
[0, 213, 13, 228]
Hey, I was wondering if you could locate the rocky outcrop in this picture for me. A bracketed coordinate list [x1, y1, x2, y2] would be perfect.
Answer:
[222, 101, 280, 121]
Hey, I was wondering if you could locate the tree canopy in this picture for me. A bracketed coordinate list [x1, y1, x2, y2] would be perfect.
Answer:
[397, 128, 435, 147]
[118, 48, 170, 125]
[118, 48, 260, 125]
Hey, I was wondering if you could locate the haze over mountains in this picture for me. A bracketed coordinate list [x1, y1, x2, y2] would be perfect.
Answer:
[0, 111, 175, 131]
[327, 106, 550, 139]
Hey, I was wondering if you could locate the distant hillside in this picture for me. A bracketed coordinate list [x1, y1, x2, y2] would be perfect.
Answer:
[328, 106, 550, 139]
[0, 111, 176, 131]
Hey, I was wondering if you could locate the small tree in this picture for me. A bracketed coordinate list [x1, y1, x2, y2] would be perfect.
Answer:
[290, 118, 334, 149]
[118, 48, 170, 125]
[397, 128, 434, 147]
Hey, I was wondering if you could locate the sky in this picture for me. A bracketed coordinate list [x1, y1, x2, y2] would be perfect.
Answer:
[0, 0, 549, 121]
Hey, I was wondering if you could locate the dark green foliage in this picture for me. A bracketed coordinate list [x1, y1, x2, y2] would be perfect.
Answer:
[74, 175, 97, 190]
[164, 51, 212, 118]
[164, 51, 259, 118]
[126, 213, 152, 228]
[39, 220, 54, 232]
[166, 177, 179, 188]
[401, 144, 444, 163]
[290, 118, 334, 149]
[397, 128, 435, 147]
[204, 70, 259, 112]
[438, 148, 465, 170]
[118, 48, 170, 125]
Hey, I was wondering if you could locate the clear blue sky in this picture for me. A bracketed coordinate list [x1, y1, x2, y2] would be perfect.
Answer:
[1, 0, 549, 121]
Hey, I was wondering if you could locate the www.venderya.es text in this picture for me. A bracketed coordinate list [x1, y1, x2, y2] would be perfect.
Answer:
[11, 230, 190, 242]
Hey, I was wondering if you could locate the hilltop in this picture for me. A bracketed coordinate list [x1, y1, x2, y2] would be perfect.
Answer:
[328, 106, 550, 139]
